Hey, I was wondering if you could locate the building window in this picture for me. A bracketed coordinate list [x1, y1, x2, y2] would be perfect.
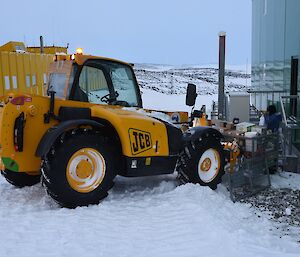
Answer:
[12, 76, 17, 89]
[4, 76, 10, 90]
[32, 75, 36, 86]
[26, 75, 30, 87]
[43, 73, 47, 85]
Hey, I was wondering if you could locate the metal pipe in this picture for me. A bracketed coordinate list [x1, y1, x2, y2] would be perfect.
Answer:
[290, 56, 298, 116]
[40, 36, 44, 54]
[218, 31, 226, 120]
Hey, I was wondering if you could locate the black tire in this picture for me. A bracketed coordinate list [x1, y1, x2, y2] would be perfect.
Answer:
[177, 137, 225, 190]
[41, 133, 117, 208]
[1, 169, 41, 187]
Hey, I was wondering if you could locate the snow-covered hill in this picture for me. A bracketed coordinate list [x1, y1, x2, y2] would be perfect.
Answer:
[134, 63, 250, 96]
[135, 63, 250, 114]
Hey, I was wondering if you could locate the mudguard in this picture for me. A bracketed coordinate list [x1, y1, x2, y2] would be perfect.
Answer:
[36, 119, 104, 157]
[182, 126, 223, 143]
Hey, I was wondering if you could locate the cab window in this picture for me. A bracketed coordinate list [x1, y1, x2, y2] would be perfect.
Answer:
[78, 66, 110, 103]
[47, 60, 74, 98]
[110, 66, 138, 106]
[48, 73, 66, 97]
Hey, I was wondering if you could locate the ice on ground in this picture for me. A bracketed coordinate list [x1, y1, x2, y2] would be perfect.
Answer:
[271, 171, 300, 190]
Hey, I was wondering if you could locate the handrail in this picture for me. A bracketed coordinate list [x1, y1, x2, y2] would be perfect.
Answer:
[281, 95, 299, 99]
[246, 90, 290, 111]
[247, 89, 288, 93]
[280, 95, 300, 126]
[280, 96, 288, 126]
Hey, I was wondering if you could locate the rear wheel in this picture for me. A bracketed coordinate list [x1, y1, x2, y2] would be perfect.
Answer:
[1, 169, 40, 187]
[41, 133, 117, 208]
[177, 137, 225, 190]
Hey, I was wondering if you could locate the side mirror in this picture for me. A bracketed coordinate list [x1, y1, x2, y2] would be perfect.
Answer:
[186, 83, 197, 106]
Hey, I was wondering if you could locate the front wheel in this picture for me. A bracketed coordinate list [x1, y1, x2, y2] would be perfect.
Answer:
[177, 137, 225, 190]
[41, 134, 117, 208]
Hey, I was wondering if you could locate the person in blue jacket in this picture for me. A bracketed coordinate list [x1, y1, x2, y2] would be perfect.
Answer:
[265, 105, 282, 132]
[265, 105, 282, 174]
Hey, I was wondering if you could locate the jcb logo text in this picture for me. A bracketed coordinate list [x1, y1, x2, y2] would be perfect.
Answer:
[129, 129, 152, 155]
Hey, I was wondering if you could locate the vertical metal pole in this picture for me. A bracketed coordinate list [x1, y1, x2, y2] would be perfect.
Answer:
[40, 36, 44, 54]
[280, 96, 288, 126]
[290, 56, 298, 116]
[218, 32, 226, 120]
[289, 129, 293, 155]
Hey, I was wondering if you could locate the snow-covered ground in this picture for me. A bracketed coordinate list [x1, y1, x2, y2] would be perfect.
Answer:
[0, 64, 299, 257]
[0, 174, 299, 257]
[142, 88, 218, 113]
[271, 172, 300, 190]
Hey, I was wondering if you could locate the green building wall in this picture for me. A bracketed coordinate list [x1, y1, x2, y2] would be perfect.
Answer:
[252, 0, 300, 112]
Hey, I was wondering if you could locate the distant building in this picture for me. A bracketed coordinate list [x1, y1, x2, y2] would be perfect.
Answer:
[252, 0, 300, 110]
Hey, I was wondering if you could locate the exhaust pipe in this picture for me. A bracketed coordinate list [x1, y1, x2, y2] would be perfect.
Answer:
[40, 36, 44, 54]
[218, 31, 226, 120]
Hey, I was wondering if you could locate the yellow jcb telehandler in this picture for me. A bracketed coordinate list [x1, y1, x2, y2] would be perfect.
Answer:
[0, 52, 225, 208]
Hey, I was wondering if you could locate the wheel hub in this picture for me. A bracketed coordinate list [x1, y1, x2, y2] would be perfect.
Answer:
[197, 148, 221, 183]
[200, 158, 212, 172]
[66, 148, 106, 193]
[76, 160, 93, 179]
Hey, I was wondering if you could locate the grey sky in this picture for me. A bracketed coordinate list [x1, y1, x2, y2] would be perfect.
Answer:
[1, 0, 251, 65]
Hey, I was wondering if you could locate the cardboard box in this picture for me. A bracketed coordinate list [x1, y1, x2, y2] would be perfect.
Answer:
[236, 122, 255, 133]
[226, 122, 234, 130]
[251, 126, 267, 135]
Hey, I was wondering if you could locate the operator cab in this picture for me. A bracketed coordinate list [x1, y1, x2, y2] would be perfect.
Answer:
[47, 53, 142, 108]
